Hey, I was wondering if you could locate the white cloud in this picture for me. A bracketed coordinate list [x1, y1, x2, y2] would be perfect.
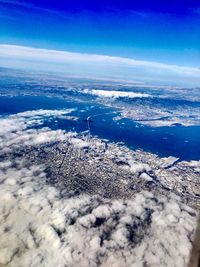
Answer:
[11, 108, 76, 118]
[0, 108, 75, 152]
[0, 44, 198, 75]
[0, 44, 200, 86]
[83, 89, 151, 99]
[0, 108, 198, 266]
[69, 137, 89, 149]
[0, 108, 75, 134]
[0, 157, 197, 267]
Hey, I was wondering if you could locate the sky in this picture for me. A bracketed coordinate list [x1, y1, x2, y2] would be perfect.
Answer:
[0, 0, 200, 85]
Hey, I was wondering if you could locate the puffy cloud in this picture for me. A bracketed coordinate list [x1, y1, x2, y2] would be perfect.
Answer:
[69, 137, 89, 149]
[0, 157, 197, 267]
[0, 108, 75, 134]
[83, 89, 151, 99]
[0, 108, 75, 153]
[0, 108, 198, 266]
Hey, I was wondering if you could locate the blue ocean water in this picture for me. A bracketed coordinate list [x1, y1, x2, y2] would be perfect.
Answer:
[0, 95, 200, 160]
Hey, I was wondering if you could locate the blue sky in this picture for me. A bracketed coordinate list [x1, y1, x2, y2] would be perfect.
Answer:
[0, 0, 200, 65]
[0, 0, 200, 85]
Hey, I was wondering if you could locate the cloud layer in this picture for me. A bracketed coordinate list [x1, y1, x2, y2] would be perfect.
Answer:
[0, 109, 198, 266]
[0, 45, 200, 86]
[0, 158, 197, 267]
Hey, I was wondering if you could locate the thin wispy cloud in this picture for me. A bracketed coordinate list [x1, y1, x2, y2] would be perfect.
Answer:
[0, 0, 43, 11]
[0, 0, 70, 19]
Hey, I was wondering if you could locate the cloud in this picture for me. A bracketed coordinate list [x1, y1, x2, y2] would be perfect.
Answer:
[0, 44, 199, 75]
[0, 156, 197, 267]
[0, 0, 65, 18]
[11, 108, 76, 118]
[0, 45, 200, 86]
[0, 108, 198, 266]
[0, 108, 75, 152]
[83, 89, 151, 99]
[0, 0, 34, 8]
